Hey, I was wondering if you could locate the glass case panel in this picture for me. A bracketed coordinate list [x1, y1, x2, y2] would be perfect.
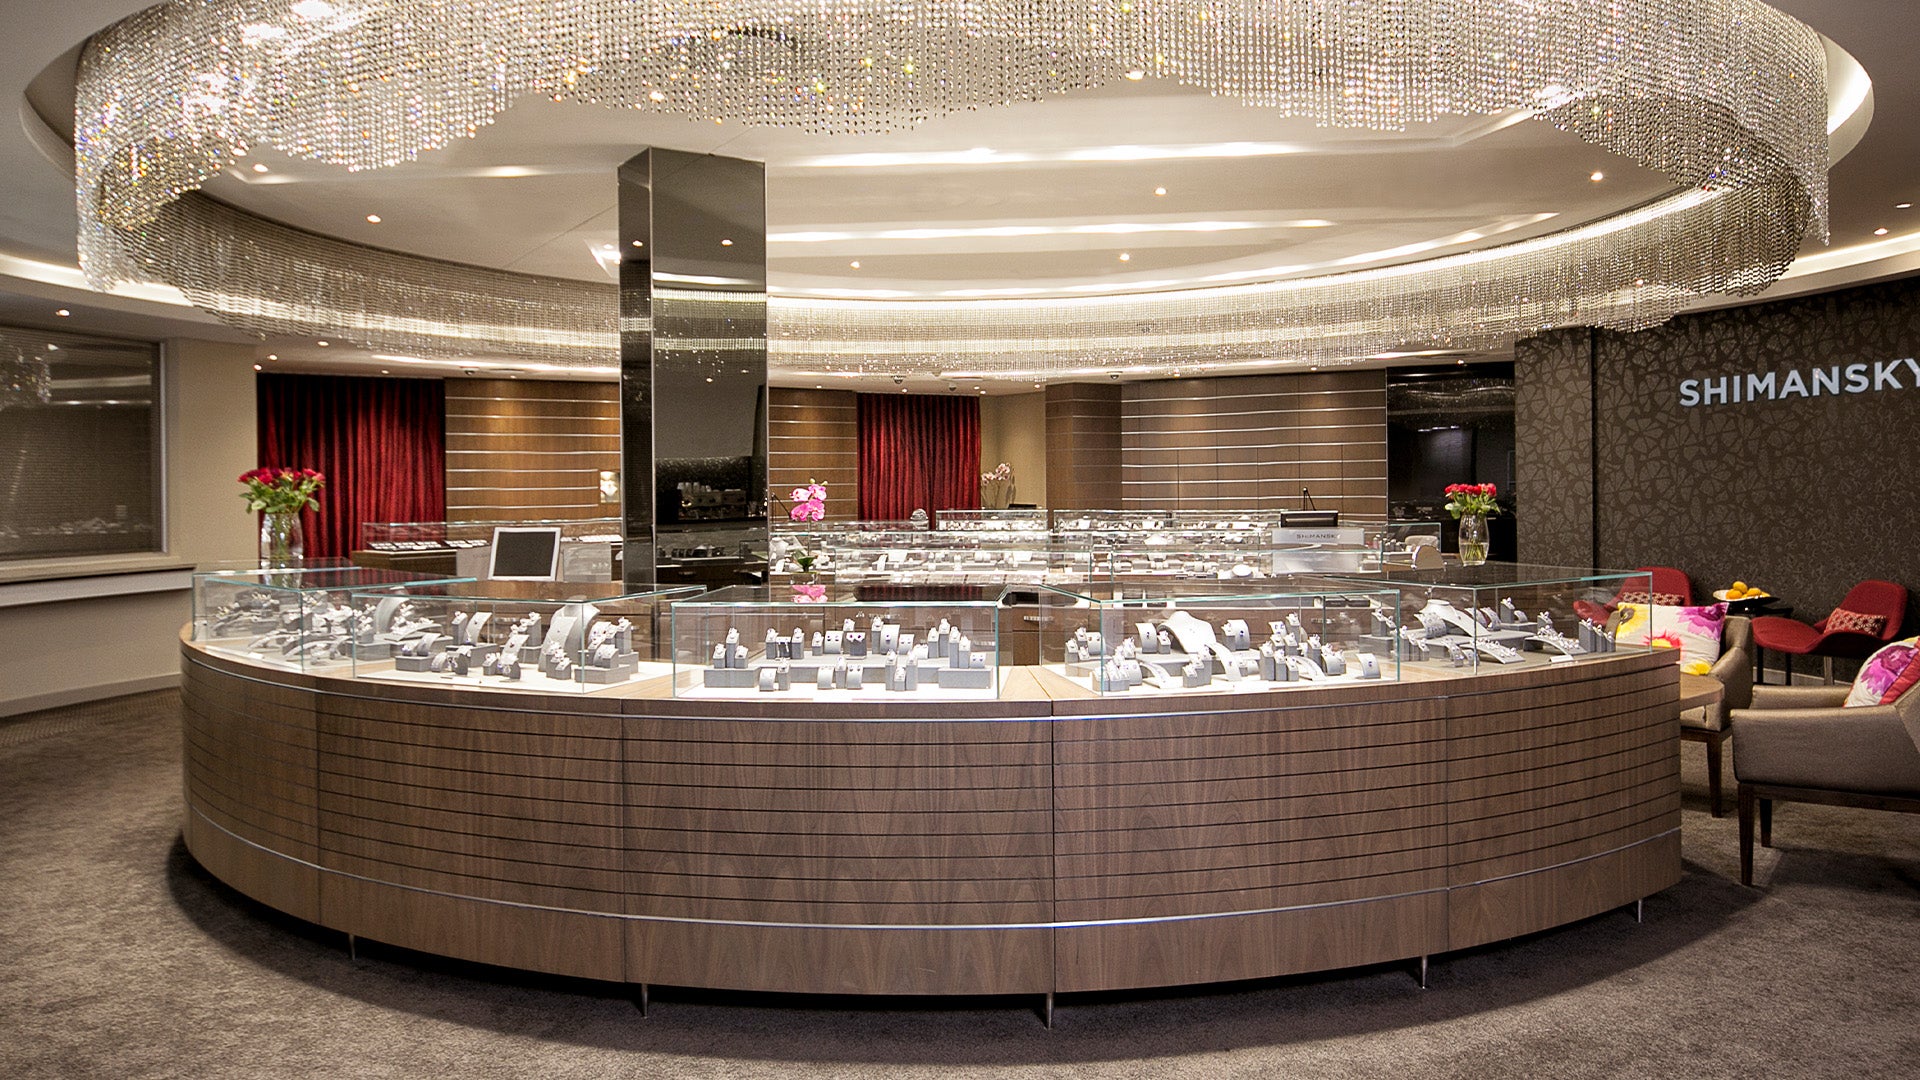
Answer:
[1035, 584, 1400, 695]
[671, 585, 1002, 699]
[1324, 563, 1655, 672]
[346, 581, 701, 693]
[191, 566, 471, 672]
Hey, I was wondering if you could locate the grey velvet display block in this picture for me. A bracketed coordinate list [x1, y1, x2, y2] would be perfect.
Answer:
[703, 668, 758, 689]
[936, 668, 994, 690]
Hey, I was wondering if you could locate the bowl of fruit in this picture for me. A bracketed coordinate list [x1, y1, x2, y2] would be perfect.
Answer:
[1713, 581, 1771, 607]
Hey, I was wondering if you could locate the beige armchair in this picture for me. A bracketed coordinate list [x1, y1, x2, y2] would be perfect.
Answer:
[1682, 615, 1753, 816]
[1730, 683, 1920, 886]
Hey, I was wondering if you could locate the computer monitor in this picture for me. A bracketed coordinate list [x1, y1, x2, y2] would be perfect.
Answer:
[488, 526, 562, 581]
[1282, 510, 1341, 528]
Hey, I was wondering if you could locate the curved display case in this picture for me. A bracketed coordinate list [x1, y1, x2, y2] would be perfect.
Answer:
[181, 622, 1682, 1000]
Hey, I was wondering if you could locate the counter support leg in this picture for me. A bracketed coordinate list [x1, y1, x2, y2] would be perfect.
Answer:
[1040, 992, 1054, 1029]
[634, 984, 649, 1017]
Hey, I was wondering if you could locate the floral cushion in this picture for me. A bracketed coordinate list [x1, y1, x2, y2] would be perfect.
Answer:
[1615, 602, 1726, 671]
[1844, 637, 1920, 707]
[1825, 608, 1890, 637]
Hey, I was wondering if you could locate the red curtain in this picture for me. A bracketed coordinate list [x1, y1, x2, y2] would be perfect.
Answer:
[257, 373, 446, 559]
[858, 394, 981, 520]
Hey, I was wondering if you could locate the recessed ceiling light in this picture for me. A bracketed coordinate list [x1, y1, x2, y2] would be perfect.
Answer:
[1589, 171, 1605, 182]
[1457, 358, 1468, 364]
[1119, 252, 1131, 261]
[55, 308, 70, 317]
[381, 369, 389, 374]
[251, 163, 269, 173]
[849, 260, 861, 269]
[365, 214, 381, 223]
[1898, 203, 1913, 210]
[631, 240, 644, 247]
[1153, 186, 1167, 196]
[316, 340, 329, 346]
[720, 238, 734, 246]
[267, 353, 278, 360]
[1125, 69, 1146, 81]
[252, 363, 263, 371]
[1875, 227, 1890, 236]
[705, 376, 713, 382]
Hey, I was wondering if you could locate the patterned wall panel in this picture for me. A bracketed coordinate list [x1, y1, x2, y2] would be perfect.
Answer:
[1045, 384, 1125, 510]
[444, 379, 619, 521]
[1514, 329, 1596, 567]
[1517, 275, 1920, 651]
[1120, 371, 1388, 517]
[768, 387, 858, 520]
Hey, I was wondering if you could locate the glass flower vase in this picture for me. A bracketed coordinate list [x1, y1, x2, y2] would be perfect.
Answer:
[1457, 512, 1489, 567]
[260, 511, 305, 569]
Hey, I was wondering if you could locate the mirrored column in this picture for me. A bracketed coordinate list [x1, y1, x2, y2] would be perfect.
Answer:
[618, 149, 769, 588]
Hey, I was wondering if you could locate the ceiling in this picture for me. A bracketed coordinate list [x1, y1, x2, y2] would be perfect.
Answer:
[1, 1, 1916, 392]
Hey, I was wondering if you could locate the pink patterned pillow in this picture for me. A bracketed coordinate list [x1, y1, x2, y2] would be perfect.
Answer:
[1619, 590, 1688, 606]
[1844, 637, 1918, 707]
[1826, 608, 1889, 637]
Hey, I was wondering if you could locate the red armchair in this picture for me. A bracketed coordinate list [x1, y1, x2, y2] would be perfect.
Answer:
[1573, 565, 1693, 626]
[1751, 579, 1908, 685]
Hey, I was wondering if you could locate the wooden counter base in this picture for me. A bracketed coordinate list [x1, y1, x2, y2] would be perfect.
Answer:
[181, 638, 1681, 997]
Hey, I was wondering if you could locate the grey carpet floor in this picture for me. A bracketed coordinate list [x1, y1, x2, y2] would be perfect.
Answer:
[3, 690, 1917, 1079]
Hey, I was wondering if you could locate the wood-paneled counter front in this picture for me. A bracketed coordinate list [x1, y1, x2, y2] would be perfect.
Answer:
[181, 636, 1681, 998]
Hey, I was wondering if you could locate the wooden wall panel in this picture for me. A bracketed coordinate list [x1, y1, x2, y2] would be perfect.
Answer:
[622, 709, 1054, 993]
[181, 639, 1682, 999]
[1442, 655, 1682, 949]
[768, 387, 857, 518]
[1049, 686, 1450, 990]
[180, 654, 322, 922]
[1121, 371, 1388, 517]
[444, 378, 619, 522]
[1045, 384, 1124, 509]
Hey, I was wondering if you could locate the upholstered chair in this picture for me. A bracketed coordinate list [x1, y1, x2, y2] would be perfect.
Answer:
[1731, 684, 1920, 886]
[1682, 615, 1752, 817]
[1750, 579, 1908, 684]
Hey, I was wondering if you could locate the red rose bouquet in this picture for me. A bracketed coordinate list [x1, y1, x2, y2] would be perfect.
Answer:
[240, 467, 326, 515]
[1442, 482, 1499, 518]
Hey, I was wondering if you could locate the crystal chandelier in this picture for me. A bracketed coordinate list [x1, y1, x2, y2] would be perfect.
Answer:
[75, 0, 1830, 376]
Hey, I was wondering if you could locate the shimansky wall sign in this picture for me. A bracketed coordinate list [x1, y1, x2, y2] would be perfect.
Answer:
[1680, 358, 1920, 407]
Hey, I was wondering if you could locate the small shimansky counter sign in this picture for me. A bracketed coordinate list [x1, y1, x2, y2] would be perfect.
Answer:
[1681, 358, 1920, 407]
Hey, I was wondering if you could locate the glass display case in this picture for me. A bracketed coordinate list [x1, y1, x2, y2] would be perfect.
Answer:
[1090, 529, 1376, 583]
[191, 566, 471, 672]
[1035, 584, 1401, 695]
[671, 585, 1002, 699]
[1050, 509, 1173, 535]
[347, 581, 702, 693]
[821, 529, 1080, 587]
[1371, 521, 1446, 570]
[359, 516, 623, 552]
[1324, 563, 1655, 671]
[935, 508, 1050, 531]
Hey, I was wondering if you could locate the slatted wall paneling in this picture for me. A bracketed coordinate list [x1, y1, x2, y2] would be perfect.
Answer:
[1121, 371, 1388, 517]
[768, 387, 858, 519]
[1045, 384, 1125, 510]
[443, 379, 619, 521]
